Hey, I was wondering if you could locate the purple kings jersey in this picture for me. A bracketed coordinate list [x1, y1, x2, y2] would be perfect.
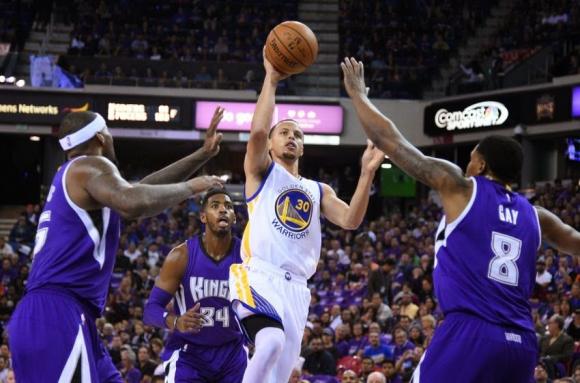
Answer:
[433, 176, 541, 331]
[169, 235, 243, 347]
[26, 156, 121, 317]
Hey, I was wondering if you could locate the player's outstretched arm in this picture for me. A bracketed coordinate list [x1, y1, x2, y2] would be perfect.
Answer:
[340, 57, 469, 196]
[244, 49, 289, 193]
[140, 106, 224, 185]
[75, 156, 223, 219]
[536, 206, 580, 256]
[321, 141, 384, 230]
[144, 243, 203, 332]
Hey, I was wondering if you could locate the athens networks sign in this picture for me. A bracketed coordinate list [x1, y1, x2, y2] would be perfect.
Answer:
[434, 101, 509, 132]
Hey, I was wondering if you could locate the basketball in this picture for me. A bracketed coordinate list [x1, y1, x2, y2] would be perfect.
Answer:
[265, 21, 319, 75]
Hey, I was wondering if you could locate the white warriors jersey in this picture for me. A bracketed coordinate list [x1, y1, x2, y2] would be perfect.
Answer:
[242, 161, 322, 279]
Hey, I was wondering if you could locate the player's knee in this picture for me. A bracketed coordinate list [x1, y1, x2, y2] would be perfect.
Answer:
[256, 328, 285, 365]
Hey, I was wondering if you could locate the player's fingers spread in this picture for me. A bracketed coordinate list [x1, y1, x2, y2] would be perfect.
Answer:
[192, 302, 200, 312]
[341, 63, 351, 77]
[349, 57, 358, 70]
[343, 58, 353, 72]
[359, 61, 365, 77]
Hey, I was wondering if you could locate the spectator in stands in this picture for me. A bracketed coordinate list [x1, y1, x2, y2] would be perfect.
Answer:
[113, 66, 125, 81]
[5, 369, 14, 383]
[108, 335, 123, 364]
[398, 292, 419, 320]
[0, 238, 14, 258]
[363, 331, 394, 365]
[322, 328, 339, 361]
[536, 257, 553, 287]
[214, 37, 229, 58]
[136, 346, 156, 379]
[9, 215, 33, 246]
[69, 34, 85, 55]
[392, 328, 415, 361]
[124, 242, 142, 263]
[396, 346, 424, 381]
[150, 46, 162, 61]
[0, 356, 8, 382]
[569, 282, 580, 311]
[194, 66, 212, 86]
[368, 258, 395, 303]
[381, 359, 402, 383]
[118, 346, 141, 383]
[342, 369, 358, 383]
[566, 308, 580, 341]
[540, 315, 574, 378]
[360, 357, 376, 383]
[534, 362, 551, 383]
[334, 324, 351, 358]
[289, 367, 302, 383]
[214, 68, 229, 89]
[367, 371, 386, 383]
[370, 292, 392, 327]
[131, 34, 149, 59]
[94, 63, 112, 79]
[303, 336, 336, 376]
[408, 325, 424, 347]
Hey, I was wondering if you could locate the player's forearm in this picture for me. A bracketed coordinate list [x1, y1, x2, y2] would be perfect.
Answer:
[350, 94, 463, 191]
[341, 170, 375, 230]
[250, 74, 278, 136]
[120, 183, 194, 219]
[143, 286, 174, 329]
[139, 148, 212, 185]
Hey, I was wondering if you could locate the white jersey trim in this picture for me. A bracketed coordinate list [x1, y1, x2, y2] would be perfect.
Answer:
[163, 349, 180, 383]
[58, 324, 91, 383]
[246, 161, 275, 202]
[411, 350, 426, 383]
[61, 156, 109, 269]
[444, 176, 477, 239]
[532, 206, 542, 251]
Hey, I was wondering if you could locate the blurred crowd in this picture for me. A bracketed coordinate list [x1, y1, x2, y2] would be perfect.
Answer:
[63, 0, 296, 91]
[451, 0, 580, 95]
[339, 0, 495, 99]
[0, 177, 578, 382]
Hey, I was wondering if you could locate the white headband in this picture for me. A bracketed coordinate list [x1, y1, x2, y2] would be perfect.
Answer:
[59, 113, 107, 151]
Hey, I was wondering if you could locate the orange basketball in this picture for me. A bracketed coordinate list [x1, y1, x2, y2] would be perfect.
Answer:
[265, 21, 319, 75]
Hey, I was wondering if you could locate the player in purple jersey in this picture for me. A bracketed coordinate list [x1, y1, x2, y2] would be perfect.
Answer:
[8, 108, 225, 383]
[144, 187, 246, 382]
[341, 58, 580, 382]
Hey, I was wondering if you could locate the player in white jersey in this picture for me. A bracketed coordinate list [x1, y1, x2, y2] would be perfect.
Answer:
[228, 50, 385, 383]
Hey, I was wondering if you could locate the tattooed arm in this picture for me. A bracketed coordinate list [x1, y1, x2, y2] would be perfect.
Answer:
[341, 57, 471, 220]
